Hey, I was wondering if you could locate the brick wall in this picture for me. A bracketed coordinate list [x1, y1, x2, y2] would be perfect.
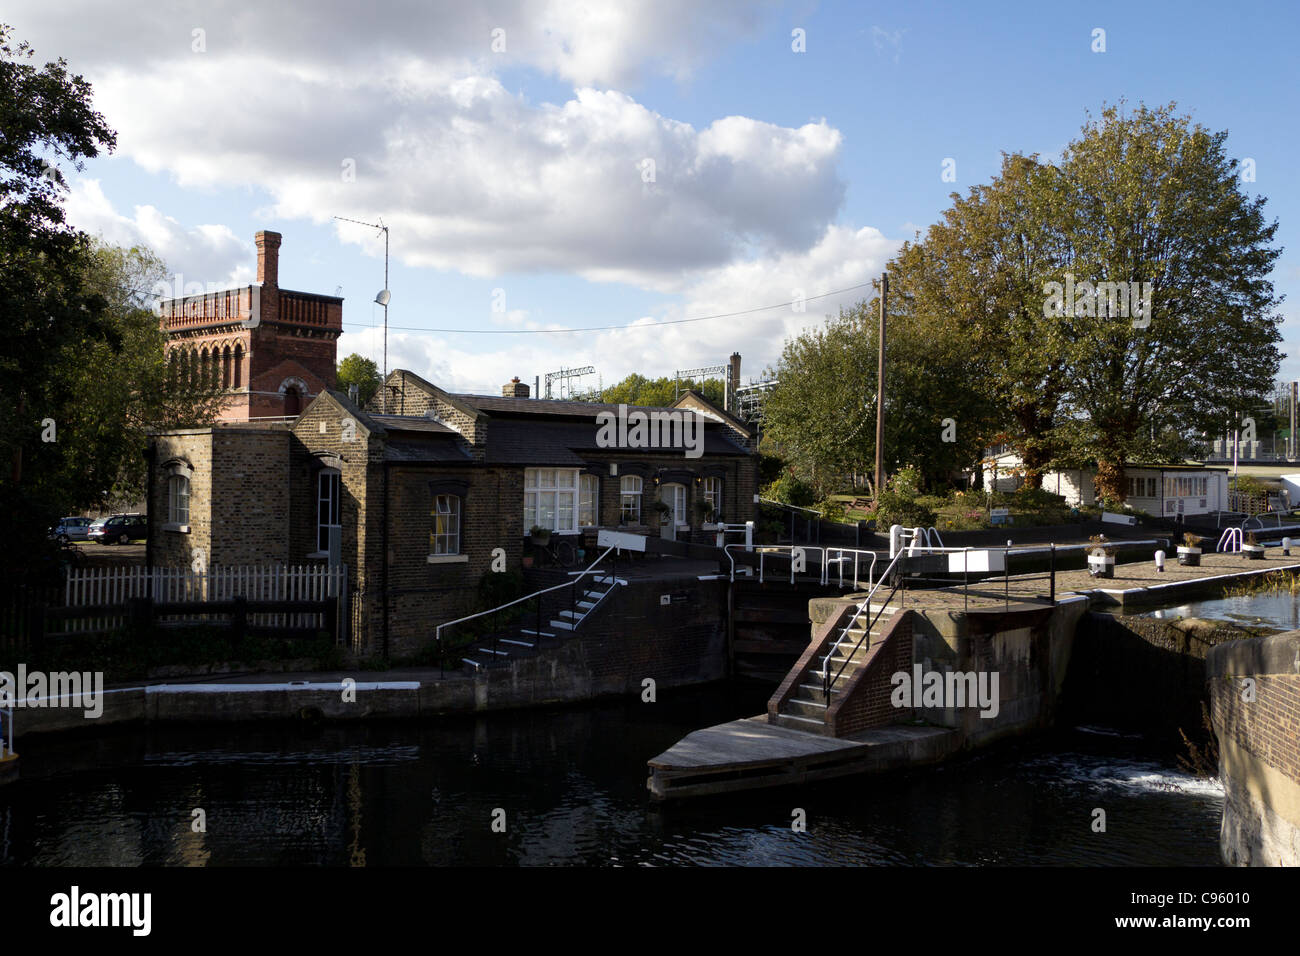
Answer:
[827, 611, 914, 736]
[1213, 673, 1300, 785]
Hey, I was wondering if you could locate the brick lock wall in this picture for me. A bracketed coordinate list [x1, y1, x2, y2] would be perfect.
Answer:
[209, 429, 292, 566]
[828, 612, 915, 736]
[1212, 673, 1300, 787]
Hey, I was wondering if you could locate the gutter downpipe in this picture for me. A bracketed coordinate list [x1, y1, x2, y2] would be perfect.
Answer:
[145, 439, 157, 598]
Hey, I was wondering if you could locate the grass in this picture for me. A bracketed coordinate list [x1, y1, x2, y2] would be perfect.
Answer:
[1222, 570, 1300, 597]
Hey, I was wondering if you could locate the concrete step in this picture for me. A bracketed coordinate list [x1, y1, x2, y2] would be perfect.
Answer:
[772, 713, 827, 734]
[520, 629, 556, 638]
[797, 683, 842, 705]
[784, 698, 828, 719]
[550, 619, 576, 631]
[499, 638, 534, 649]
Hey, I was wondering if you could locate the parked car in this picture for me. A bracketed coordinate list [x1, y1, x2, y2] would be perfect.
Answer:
[50, 516, 94, 543]
[88, 513, 148, 545]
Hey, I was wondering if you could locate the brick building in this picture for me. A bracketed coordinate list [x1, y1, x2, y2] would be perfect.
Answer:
[147, 369, 758, 656]
[158, 230, 343, 421]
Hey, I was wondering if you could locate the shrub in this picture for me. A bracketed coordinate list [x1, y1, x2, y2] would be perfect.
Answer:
[763, 471, 816, 508]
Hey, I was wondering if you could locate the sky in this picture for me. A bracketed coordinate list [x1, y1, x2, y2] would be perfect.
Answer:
[8, 0, 1300, 396]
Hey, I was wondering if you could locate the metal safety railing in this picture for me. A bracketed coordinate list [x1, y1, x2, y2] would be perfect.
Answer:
[434, 546, 620, 676]
[1217, 528, 1243, 554]
[724, 544, 878, 589]
[821, 550, 906, 702]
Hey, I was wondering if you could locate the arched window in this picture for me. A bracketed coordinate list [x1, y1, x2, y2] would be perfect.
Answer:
[199, 347, 210, 388]
[232, 344, 243, 388]
[164, 460, 193, 531]
[316, 468, 341, 553]
[284, 386, 302, 417]
[221, 345, 232, 389]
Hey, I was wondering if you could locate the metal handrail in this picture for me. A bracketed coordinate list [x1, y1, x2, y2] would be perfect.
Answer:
[820, 550, 906, 703]
[756, 497, 822, 516]
[1217, 528, 1243, 553]
[724, 543, 878, 589]
[435, 546, 619, 674]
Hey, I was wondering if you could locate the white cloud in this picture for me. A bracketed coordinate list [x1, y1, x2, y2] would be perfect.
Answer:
[63, 179, 253, 285]
[341, 224, 903, 394]
[10, 1, 836, 286]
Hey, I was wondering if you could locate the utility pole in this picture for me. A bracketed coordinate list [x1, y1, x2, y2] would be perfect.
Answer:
[873, 272, 887, 500]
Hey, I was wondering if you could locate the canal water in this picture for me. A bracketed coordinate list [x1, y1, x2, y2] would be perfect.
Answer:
[1139, 591, 1300, 630]
[0, 681, 1223, 866]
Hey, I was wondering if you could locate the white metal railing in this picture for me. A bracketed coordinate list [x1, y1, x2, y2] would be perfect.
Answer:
[891, 525, 945, 557]
[1217, 528, 1243, 553]
[713, 521, 755, 550]
[818, 550, 907, 691]
[725, 544, 878, 589]
[434, 547, 621, 658]
[756, 496, 822, 516]
[60, 564, 347, 631]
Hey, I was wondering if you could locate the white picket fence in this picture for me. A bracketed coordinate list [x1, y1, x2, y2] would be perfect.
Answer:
[59, 565, 348, 637]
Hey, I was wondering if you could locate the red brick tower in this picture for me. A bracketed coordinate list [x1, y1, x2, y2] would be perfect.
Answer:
[159, 230, 344, 421]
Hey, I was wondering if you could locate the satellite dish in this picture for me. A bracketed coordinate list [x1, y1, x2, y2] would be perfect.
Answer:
[374, 289, 391, 306]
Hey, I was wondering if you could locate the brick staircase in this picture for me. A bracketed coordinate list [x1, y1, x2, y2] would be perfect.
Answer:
[459, 573, 624, 670]
[770, 602, 898, 733]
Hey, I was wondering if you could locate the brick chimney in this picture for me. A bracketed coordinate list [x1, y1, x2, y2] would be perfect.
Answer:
[728, 352, 741, 411]
[255, 231, 282, 288]
[502, 376, 530, 398]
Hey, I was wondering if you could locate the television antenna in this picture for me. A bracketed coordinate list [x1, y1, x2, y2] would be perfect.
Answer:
[333, 215, 390, 411]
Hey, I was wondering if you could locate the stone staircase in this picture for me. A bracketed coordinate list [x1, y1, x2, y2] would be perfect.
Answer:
[771, 603, 897, 733]
[460, 573, 625, 670]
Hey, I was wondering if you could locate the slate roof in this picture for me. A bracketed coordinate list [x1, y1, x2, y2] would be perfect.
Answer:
[383, 438, 473, 463]
[369, 414, 458, 435]
[484, 418, 749, 465]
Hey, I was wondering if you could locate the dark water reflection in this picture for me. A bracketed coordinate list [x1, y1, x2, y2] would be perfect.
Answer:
[0, 683, 1223, 866]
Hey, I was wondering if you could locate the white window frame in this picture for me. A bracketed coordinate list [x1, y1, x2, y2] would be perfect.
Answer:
[316, 469, 341, 555]
[620, 475, 643, 525]
[430, 494, 461, 556]
[703, 477, 722, 524]
[579, 474, 599, 528]
[164, 461, 193, 533]
[524, 468, 580, 534]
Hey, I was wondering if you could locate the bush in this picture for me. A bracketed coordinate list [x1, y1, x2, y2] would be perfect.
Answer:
[763, 471, 816, 508]
[873, 467, 936, 528]
[1014, 485, 1066, 509]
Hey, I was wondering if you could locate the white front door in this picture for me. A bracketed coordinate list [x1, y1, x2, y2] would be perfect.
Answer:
[660, 483, 686, 541]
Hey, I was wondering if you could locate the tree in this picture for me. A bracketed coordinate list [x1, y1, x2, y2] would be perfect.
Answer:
[50, 240, 227, 507]
[1, 23, 117, 573]
[596, 373, 725, 408]
[336, 353, 381, 404]
[1049, 103, 1283, 498]
[892, 101, 1283, 501]
[761, 299, 996, 495]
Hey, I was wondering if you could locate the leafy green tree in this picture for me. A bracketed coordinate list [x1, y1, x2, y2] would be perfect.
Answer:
[1, 24, 117, 573]
[336, 353, 381, 404]
[596, 373, 725, 408]
[1048, 103, 1282, 498]
[762, 299, 998, 496]
[52, 240, 227, 506]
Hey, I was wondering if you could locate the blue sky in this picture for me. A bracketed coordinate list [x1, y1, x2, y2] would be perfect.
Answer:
[10, 0, 1299, 394]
